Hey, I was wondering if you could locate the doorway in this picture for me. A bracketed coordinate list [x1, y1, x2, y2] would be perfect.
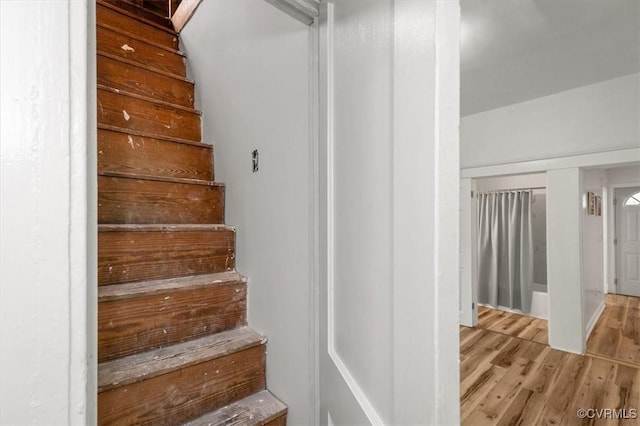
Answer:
[475, 173, 549, 320]
[615, 186, 640, 297]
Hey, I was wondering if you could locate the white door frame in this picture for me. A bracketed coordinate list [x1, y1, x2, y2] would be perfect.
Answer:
[460, 178, 478, 326]
[609, 183, 640, 295]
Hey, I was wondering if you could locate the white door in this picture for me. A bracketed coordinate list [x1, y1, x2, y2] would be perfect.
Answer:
[616, 186, 640, 297]
[318, 1, 460, 424]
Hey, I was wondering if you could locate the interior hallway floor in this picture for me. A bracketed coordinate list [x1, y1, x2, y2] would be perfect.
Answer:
[476, 305, 548, 346]
[461, 306, 640, 425]
[587, 294, 640, 367]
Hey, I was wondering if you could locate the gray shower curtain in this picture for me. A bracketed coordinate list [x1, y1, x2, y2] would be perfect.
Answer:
[477, 191, 533, 313]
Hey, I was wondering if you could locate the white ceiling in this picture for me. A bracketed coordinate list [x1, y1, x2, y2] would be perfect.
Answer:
[461, 0, 640, 116]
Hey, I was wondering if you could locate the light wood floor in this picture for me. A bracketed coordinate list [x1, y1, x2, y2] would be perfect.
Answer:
[587, 294, 640, 367]
[462, 306, 640, 425]
[477, 306, 548, 346]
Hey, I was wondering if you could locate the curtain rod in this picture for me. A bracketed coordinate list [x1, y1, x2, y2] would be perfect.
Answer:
[477, 186, 546, 193]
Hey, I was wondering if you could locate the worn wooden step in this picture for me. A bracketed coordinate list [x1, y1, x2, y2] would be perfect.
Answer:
[98, 224, 236, 285]
[98, 327, 266, 425]
[103, 0, 172, 27]
[97, 86, 201, 142]
[98, 126, 213, 181]
[98, 271, 247, 362]
[97, 1, 178, 50]
[97, 53, 192, 107]
[184, 390, 288, 426]
[98, 174, 224, 224]
[97, 24, 186, 78]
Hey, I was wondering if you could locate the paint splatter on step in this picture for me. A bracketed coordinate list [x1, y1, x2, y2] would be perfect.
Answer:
[127, 135, 134, 149]
[120, 44, 135, 52]
[123, 110, 130, 121]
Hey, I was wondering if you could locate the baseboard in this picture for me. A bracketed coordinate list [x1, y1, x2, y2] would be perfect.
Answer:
[585, 300, 606, 342]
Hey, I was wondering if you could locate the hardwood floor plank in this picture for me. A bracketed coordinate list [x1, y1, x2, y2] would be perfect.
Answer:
[521, 346, 566, 395]
[461, 325, 640, 426]
[536, 353, 591, 425]
[461, 363, 508, 421]
[495, 388, 542, 426]
[561, 358, 616, 426]
[587, 295, 640, 368]
[476, 357, 538, 422]
[475, 306, 549, 345]
[463, 299, 640, 426]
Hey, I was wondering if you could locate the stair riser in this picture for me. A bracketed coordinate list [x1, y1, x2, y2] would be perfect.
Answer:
[99, 283, 247, 362]
[98, 345, 266, 425]
[97, 88, 201, 141]
[98, 3, 178, 50]
[98, 176, 224, 224]
[98, 229, 236, 285]
[98, 129, 213, 181]
[98, 55, 193, 107]
[266, 416, 288, 426]
[97, 25, 186, 77]
[103, 0, 171, 27]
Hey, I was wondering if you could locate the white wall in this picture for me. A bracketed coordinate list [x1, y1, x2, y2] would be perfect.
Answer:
[180, 3, 314, 424]
[582, 169, 606, 336]
[318, 1, 460, 423]
[461, 73, 640, 169]
[0, 0, 95, 424]
[332, 0, 393, 420]
[547, 168, 584, 353]
[607, 165, 640, 185]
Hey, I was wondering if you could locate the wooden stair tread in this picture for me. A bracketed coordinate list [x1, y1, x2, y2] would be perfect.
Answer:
[98, 123, 213, 148]
[98, 129, 214, 181]
[99, 271, 247, 301]
[98, 87, 202, 141]
[98, 84, 200, 115]
[97, 22, 185, 56]
[97, 3, 178, 50]
[99, 223, 235, 232]
[184, 390, 287, 426]
[97, 0, 177, 35]
[98, 326, 265, 392]
[103, 0, 172, 27]
[98, 50, 190, 83]
[98, 224, 236, 285]
[99, 170, 221, 187]
[98, 174, 225, 224]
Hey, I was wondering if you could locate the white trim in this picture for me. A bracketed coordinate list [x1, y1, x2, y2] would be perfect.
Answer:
[263, 0, 319, 25]
[462, 147, 640, 179]
[459, 178, 477, 327]
[70, 0, 96, 422]
[432, 2, 460, 424]
[308, 15, 320, 426]
[585, 300, 606, 342]
[609, 182, 640, 295]
[324, 3, 383, 424]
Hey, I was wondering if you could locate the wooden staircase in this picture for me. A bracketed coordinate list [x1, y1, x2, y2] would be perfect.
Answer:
[96, 1, 287, 424]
